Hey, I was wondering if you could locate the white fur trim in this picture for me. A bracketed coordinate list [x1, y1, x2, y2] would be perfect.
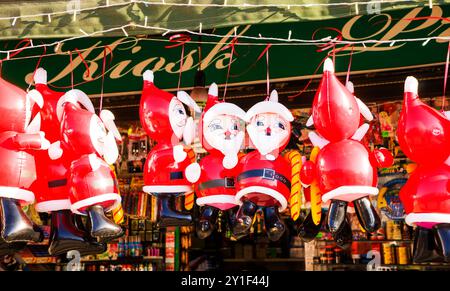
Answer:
[346, 81, 354, 94]
[34, 68, 47, 85]
[71, 193, 121, 215]
[444, 111, 450, 120]
[142, 185, 192, 194]
[208, 83, 218, 96]
[143, 70, 154, 82]
[265, 154, 276, 161]
[35, 199, 71, 212]
[321, 186, 379, 203]
[235, 186, 288, 211]
[177, 91, 201, 113]
[245, 101, 294, 122]
[0, 187, 35, 204]
[306, 115, 314, 127]
[405, 76, 418, 94]
[356, 97, 374, 121]
[173, 144, 187, 163]
[308, 131, 329, 149]
[25, 112, 41, 134]
[324, 58, 334, 73]
[27, 89, 44, 108]
[405, 213, 450, 226]
[351, 123, 369, 141]
[203, 103, 246, 126]
[185, 162, 201, 183]
[196, 195, 237, 206]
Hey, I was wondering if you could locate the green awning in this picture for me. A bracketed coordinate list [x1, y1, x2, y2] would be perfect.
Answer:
[0, 0, 439, 40]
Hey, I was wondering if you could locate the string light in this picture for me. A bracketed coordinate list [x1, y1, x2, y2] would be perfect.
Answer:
[11, 17, 17, 26]
[144, 16, 148, 27]
[288, 30, 292, 41]
[0, 0, 424, 22]
[1, 22, 450, 60]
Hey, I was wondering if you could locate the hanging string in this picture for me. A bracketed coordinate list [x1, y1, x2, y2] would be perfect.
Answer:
[265, 44, 272, 99]
[443, 41, 450, 111]
[345, 45, 354, 86]
[99, 48, 107, 113]
[222, 37, 239, 100]
[70, 51, 74, 90]
[28, 44, 47, 91]
[165, 34, 191, 91]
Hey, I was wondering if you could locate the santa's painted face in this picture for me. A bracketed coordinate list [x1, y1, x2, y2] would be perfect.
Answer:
[247, 113, 291, 156]
[169, 97, 188, 139]
[89, 115, 108, 157]
[204, 114, 244, 154]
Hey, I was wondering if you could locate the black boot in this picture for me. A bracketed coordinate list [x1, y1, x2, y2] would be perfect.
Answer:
[0, 198, 42, 242]
[353, 197, 381, 233]
[298, 211, 324, 242]
[158, 194, 192, 227]
[263, 206, 285, 241]
[333, 218, 353, 250]
[232, 200, 258, 237]
[196, 206, 219, 239]
[225, 206, 245, 240]
[0, 237, 27, 257]
[433, 223, 450, 263]
[412, 226, 443, 263]
[72, 214, 107, 257]
[48, 210, 106, 256]
[327, 200, 348, 234]
[86, 205, 123, 242]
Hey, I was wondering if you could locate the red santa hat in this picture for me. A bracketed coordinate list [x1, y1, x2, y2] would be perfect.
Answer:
[312, 58, 360, 142]
[244, 90, 293, 123]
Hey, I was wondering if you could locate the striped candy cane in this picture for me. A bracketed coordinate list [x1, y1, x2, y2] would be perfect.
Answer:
[184, 147, 196, 211]
[110, 164, 125, 224]
[309, 146, 322, 225]
[284, 150, 302, 221]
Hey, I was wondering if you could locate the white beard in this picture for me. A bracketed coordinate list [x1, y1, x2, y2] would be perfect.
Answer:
[206, 131, 244, 169]
[248, 125, 284, 157]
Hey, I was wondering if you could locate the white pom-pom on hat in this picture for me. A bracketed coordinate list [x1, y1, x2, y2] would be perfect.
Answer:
[405, 76, 418, 94]
[143, 70, 154, 82]
[34, 67, 47, 85]
[324, 58, 335, 73]
[208, 83, 218, 97]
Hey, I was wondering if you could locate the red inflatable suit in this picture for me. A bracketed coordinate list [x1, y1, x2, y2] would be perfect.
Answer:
[0, 76, 48, 243]
[300, 59, 392, 248]
[59, 89, 123, 241]
[185, 83, 246, 238]
[233, 90, 294, 241]
[139, 70, 201, 227]
[32, 68, 107, 255]
[397, 76, 450, 263]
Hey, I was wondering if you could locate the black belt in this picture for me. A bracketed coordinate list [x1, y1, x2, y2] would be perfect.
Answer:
[48, 179, 67, 188]
[237, 169, 291, 189]
[170, 171, 184, 180]
[198, 177, 235, 191]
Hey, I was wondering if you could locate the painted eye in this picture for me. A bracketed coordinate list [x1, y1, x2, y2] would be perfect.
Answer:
[178, 109, 184, 114]
[209, 123, 223, 131]
[278, 122, 285, 130]
[257, 121, 264, 126]
[233, 124, 238, 130]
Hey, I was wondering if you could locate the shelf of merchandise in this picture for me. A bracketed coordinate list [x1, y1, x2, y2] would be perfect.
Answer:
[223, 258, 305, 263]
[313, 263, 450, 270]
[317, 239, 413, 243]
[80, 256, 164, 264]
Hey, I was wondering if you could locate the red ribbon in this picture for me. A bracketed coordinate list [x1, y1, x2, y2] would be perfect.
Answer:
[264, 44, 271, 99]
[166, 34, 191, 91]
[222, 37, 239, 100]
[443, 42, 450, 111]
[345, 45, 354, 87]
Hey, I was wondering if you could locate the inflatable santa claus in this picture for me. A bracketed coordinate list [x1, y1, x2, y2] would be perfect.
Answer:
[32, 68, 107, 255]
[0, 76, 48, 245]
[139, 70, 201, 227]
[184, 83, 246, 239]
[301, 59, 392, 248]
[58, 88, 123, 241]
[397, 76, 450, 263]
[233, 90, 294, 241]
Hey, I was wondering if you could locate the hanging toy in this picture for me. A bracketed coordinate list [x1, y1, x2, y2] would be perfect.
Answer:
[397, 76, 450, 263]
[139, 70, 201, 227]
[31, 68, 107, 255]
[233, 90, 294, 241]
[0, 76, 49, 245]
[57, 88, 123, 242]
[184, 83, 246, 239]
[301, 59, 393, 249]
